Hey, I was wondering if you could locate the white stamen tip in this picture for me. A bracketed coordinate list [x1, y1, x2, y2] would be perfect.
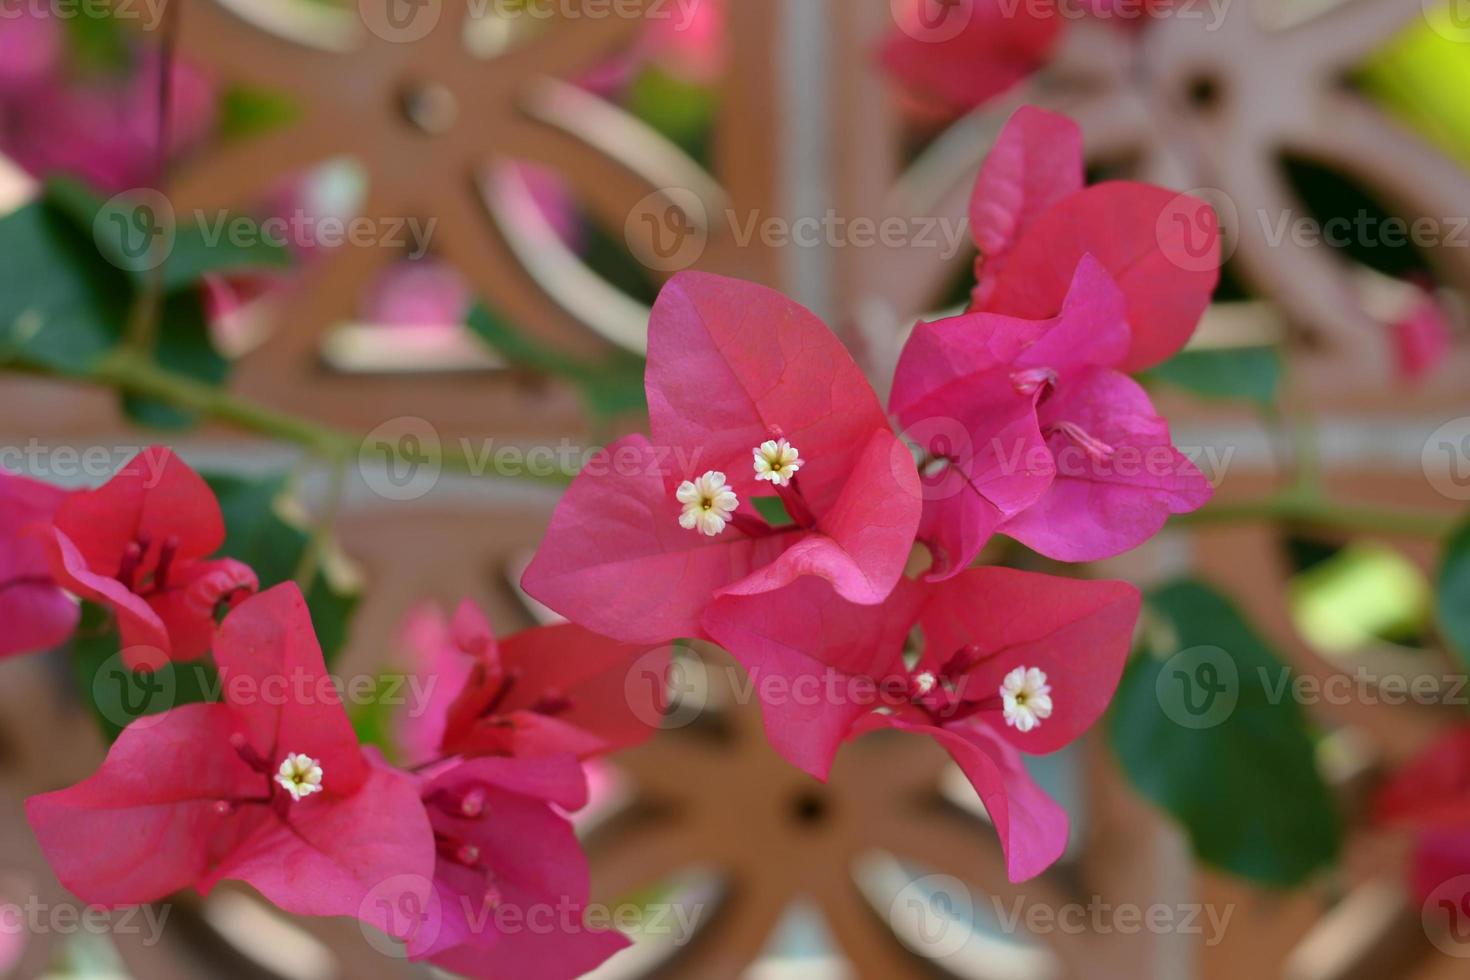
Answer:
[752, 438, 803, 487]
[1000, 666, 1053, 733]
[913, 671, 937, 696]
[676, 470, 739, 536]
[275, 753, 325, 802]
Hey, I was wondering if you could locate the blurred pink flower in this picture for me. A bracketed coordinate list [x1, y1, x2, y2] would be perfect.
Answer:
[361, 260, 472, 329]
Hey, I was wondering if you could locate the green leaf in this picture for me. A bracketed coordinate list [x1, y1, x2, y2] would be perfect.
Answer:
[0, 199, 130, 372]
[1438, 515, 1470, 671]
[627, 66, 717, 158]
[1145, 347, 1282, 406]
[206, 473, 360, 661]
[467, 303, 646, 420]
[219, 85, 302, 141]
[752, 495, 795, 527]
[122, 290, 231, 430]
[69, 604, 219, 743]
[1108, 579, 1341, 886]
[46, 177, 292, 294]
[61, 8, 131, 75]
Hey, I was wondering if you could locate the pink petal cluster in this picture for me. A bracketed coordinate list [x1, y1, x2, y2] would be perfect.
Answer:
[523, 271, 923, 644]
[704, 569, 1140, 881]
[40, 447, 258, 670]
[517, 105, 1217, 884]
[1375, 726, 1470, 907]
[0, 471, 77, 658]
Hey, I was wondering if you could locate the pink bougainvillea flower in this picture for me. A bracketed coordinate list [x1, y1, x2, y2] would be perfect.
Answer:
[523, 272, 922, 644]
[0, 471, 77, 658]
[1, 50, 215, 194]
[361, 259, 472, 329]
[40, 447, 257, 670]
[27, 585, 435, 935]
[1375, 726, 1470, 905]
[0, 6, 62, 96]
[970, 106, 1221, 373]
[894, 255, 1212, 569]
[880, 0, 1061, 113]
[399, 598, 666, 762]
[407, 755, 629, 978]
[1389, 286, 1454, 383]
[703, 568, 1140, 881]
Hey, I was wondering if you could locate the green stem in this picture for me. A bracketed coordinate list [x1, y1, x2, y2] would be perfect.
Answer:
[1175, 491, 1453, 538]
[74, 351, 572, 485]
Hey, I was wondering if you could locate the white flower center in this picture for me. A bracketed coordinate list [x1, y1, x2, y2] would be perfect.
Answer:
[275, 753, 324, 802]
[676, 470, 739, 536]
[752, 438, 803, 487]
[999, 666, 1053, 733]
[912, 671, 937, 696]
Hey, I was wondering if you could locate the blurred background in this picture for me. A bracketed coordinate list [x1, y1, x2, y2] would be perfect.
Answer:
[2, 0, 1470, 977]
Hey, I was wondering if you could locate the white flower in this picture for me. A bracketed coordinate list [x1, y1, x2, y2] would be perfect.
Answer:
[999, 667, 1053, 733]
[676, 470, 739, 536]
[752, 439, 803, 486]
[274, 753, 324, 802]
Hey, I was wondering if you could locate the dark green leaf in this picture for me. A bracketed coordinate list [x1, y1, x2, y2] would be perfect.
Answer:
[46, 177, 292, 294]
[752, 495, 795, 527]
[1146, 347, 1281, 406]
[1438, 515, 1470, 671]
[206, 473, 360, 661]
[1109, 579, 1341, 886]
[69, 604, 219, 743]
[122, 291, 231, 429]
[218, 85, 301, 141]
[0, 199, 130, 372]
